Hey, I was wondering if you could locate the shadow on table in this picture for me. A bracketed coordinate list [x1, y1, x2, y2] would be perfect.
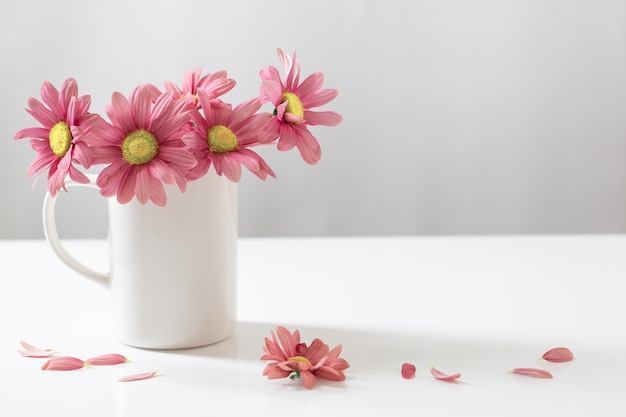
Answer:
[160, 321, 542, 377]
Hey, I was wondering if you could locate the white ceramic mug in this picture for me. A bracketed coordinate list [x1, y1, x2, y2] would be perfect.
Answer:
[42, 171, 238, 350]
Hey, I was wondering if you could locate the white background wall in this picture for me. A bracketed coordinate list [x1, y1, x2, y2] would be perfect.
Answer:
[1, 0, 625, 239]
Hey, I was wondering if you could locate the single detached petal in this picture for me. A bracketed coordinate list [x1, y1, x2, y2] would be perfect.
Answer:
[430, 365, 461, 381]
[41, 356, 85, 371]
[509, 368, 553, 378]
[18, 348, 54, 358]
[18, 341, 54, 358]
[85, 353, 128, 366]
[541, 347, 574, 363]
[401, 363, 416, 379]
[20, 341, 44, 351]
[118, 370, 160, 382]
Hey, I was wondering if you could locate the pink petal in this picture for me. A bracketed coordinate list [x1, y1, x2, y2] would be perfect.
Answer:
[118, 370, 160, 382]
[25, 97, 57, 127]
[163, 80, 182, 97]
[18, 348, 54, 358]
[117, 169, 140, 205]
[510, 368, 553, 378]
[59, 78, 79, 111]
[304, 338, 330, 365]
[229, 97, 261, 127]
[295, 72, 324, 100]
[263, 80, 287, 108]
[430, 365, 461, 381]
[280, 49, 299, 90]
[68, 164, 90, 184]
[323, 357, 350, 372]
[146, 173, 167, 206]
[541, 347, 574, 363]
[283, 112, 305, 125]
[19, 341, 54, 358]
[156, 147, 197, 169]
[276, 125, 299, 152]
[261, 337, 285, 361]
[262, 363, 292, 379]
[314, 366, 346, 381]
[299, 370, 317, 389]
[401, 363, 416, 379]
[20, 341, 50, 351]
[39, 81, 63, 118]
[73, 95, 92, 120]
[131, 85, 153, 129]
[14, 126, 50, 140]
[70, 140, 93, 168]
[302, 88, 339, 108]
[325, 344, 343, 360]
[259, 64, 280, 83]
[85, 353, 128, 366]
[303, 110, 343, 127]
[278, 361, 298, 372]
[293, 127, 322, 165]
[41, 356, 86, 371]
[182, 68, 201, 92]
[275, 326, 298, 359]
[107, 91, 135, 133]
[28, 152, 58, 178]
[231, 148, 276, 180]
[135, 166, 153, 204]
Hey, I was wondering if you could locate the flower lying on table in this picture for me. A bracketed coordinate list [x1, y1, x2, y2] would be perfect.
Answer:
[14, 48, 342, 206]
[261, 326, 350, 389]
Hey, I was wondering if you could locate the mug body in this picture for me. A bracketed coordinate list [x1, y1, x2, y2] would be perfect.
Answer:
[108, 170, 237, 349]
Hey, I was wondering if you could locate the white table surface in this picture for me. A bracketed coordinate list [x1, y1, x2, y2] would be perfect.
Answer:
[1, 235, 625, 416]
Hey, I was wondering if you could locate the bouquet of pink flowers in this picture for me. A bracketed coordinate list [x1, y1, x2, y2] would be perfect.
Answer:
[14, 49, 342, 206]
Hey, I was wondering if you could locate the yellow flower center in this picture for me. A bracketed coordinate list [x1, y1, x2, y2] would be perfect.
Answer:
[121, 129, 159, 165]
[208, 125, 238, 154]
[288, 356, 313, 367]
[49, 121, 72, 157]
[282, 92, 304, 119]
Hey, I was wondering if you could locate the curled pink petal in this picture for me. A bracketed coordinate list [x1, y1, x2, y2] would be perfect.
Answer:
[20, 341, 44, 350]
[18, 341, 54, 357]
[510, 368, 553, 378]
[401, 363, 416, 379]
[430, 365, 461, 381]
[85, 353, 128, 366]
[118, 370, 160, 382]
[541, 347, 574, 363]
[41, 356, 86, 371]
[18, 348, 53, 358]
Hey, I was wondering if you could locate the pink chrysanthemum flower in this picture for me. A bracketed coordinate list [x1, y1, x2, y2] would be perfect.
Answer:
[14, 78, 101, 196]
[261, 326, 350, 389]
[182, 89, 276, 182]
[259, 48, 343, 165]
[90, 84, 197, 206]
[163, 68, 236, 110]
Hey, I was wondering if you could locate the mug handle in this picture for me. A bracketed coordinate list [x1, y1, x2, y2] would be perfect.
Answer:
[42, 173, 109, 284]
